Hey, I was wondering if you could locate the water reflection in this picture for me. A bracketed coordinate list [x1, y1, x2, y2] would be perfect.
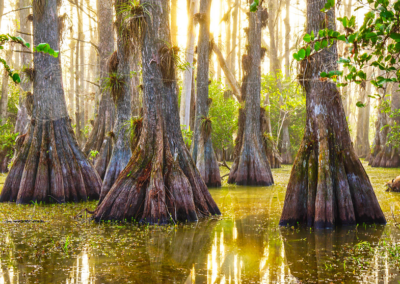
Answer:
[2, 165, 400, 283]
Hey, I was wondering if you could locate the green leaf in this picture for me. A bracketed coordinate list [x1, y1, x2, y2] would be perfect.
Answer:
[12, 73, 21, 83]
[320, 72, 328, 77]
[390, 33, 400, 42]
[303, 33, 311, 43]
[314, 41, 321, 52]
[356, 101, 366, 108]
[306, 46, 311, 57]
[250, 0, 259, 12]
[297, 49, 306, 60]
[293, 53, 300, 61]
[348, 34, 357, 43]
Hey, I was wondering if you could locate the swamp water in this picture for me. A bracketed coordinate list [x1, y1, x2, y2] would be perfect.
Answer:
[0, 162, 400, 283]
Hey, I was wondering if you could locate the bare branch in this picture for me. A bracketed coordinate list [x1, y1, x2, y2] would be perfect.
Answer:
[3, 6, 32, 16]
[71, 38, 99, 53]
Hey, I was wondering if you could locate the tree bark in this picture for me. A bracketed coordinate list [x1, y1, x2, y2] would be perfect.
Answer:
[179, 0, 198, 129]
[224, 0, 231, 87]
[230, 0, 239, 77]
[0, 0, 102, 204]
[355, 81, 367, 158]
[279, 0, 385, 228]
[228, 8, 274, 186]
[98, 0, 133, 203]
[93, 0, 220, 224]
[191, 0, 221, 187]
[82, 0, 115, 179]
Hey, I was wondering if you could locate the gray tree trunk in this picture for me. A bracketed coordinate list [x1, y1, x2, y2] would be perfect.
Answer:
[0, 49, 12, 124]
[0, 0, 101, 203]
[228, 8, 274, 186]
[191, 0, 221, 187]
[179, 0, 198, 129]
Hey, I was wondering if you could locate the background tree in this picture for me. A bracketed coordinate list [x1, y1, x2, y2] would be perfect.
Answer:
[228, 4, 274, 186]
[191, 0, 221, 187]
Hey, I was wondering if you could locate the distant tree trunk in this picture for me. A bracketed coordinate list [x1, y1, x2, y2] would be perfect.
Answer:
[15, 0, 32, 135]
[266, 0, 282, 167]
[171, 0, 178, 45]
[98, 0, 133, 203]
[0, 0, 3, 30]
[230, 0, 239, 77]
[191, 0, 221, 187]
[224, 0, 231, 87]
[279, 0, 385, 228]
[386, 85, 400, 167]
[79, 34, 86, 141]
[179, 0, 198, 129]
[68, 39, 75, 119]
[217, 3, 222, 81]
[362, 82, 371, 158]
[284, 0, 290, 76]
[228, 7, 274, 186]
[355, 81, 367, 158]
[82, 0, 115, 179]
[75, 33, 82, 145]
[0, 0, 101, 204]
[0, 48, 12, 124]
[93, 0, 220, 224]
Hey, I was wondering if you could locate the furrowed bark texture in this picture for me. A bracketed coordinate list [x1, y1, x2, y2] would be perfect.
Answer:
[279, 0, 385, 228]
[228, 9, 274, 186]
[82, 0, 115, 179]
[0, 0, 101, 204]
[191, 0, 221, 187]
[98, 2, 133, 203]
[93, 0, 220, 224]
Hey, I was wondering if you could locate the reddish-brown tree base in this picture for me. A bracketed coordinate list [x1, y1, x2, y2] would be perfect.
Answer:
[195, 135, 221, 188]
[93, 129, 221, 224]
[0, 117, 102, 203]
[370, 146, 400, 168]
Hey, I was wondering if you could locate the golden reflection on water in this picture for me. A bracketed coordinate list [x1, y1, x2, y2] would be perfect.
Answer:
[2, 162, 400, 283]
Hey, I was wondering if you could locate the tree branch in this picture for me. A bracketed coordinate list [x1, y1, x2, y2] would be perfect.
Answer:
[212, 43, 242, 102]
[66, 0, 97, 22]
[71, 38, 99, 53]
[3, 6, 32, 16]
[84, 80, 100, 88]
[16, 31, 32, 36]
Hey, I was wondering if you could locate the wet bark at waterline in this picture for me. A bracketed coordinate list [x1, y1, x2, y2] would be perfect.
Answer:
[93, 0, 220, 224]
[0, 0, 102, 204]
[279, 0, 385, 228]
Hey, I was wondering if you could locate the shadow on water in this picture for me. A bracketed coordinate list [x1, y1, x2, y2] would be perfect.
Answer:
[1, 162, 400, 283]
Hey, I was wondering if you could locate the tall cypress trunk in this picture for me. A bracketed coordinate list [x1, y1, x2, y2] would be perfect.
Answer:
[82, 0, 115, 179]
[93, 0, 220, 224]
[98, 0, 133, 202]
[179, 0, 198, 129]
[228, 6, 274, 186]
[191, 0, 221, 187]
[224, 0, 231, 87]
[74, 33, 82, 144]
[0, 0, 101, 204]
[230, 0, 239, 76]
[68, 39, 75, 120]
[279, 0, 385, 228]
[355, 81, 367, 158]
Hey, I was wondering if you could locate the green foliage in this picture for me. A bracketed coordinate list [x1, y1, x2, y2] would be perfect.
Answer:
[208, 81, 239, 153]
[261, 72, 306, 157]
[293, 0, 400, 89]
[0, 34, 58, 84]
[379, 97, 400, 148]
[0, 121, 18, 158]
[181, 126, 193, 149]
[250, 0, 259, 12]
[89, 150, 99, 161]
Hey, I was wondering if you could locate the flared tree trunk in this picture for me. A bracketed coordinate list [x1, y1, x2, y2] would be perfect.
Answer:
[98, 2, 133, 202]
[0, 0, 101, 204]
[82, 0, 115, 179]
[228, 8, 274, 186]
[279, 0, 385, 228]
[93, 0, 220, 224]
[191, 0, 221, 187]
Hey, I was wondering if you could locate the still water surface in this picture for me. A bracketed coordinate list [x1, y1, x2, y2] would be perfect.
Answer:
[0, 162, 400, 283]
